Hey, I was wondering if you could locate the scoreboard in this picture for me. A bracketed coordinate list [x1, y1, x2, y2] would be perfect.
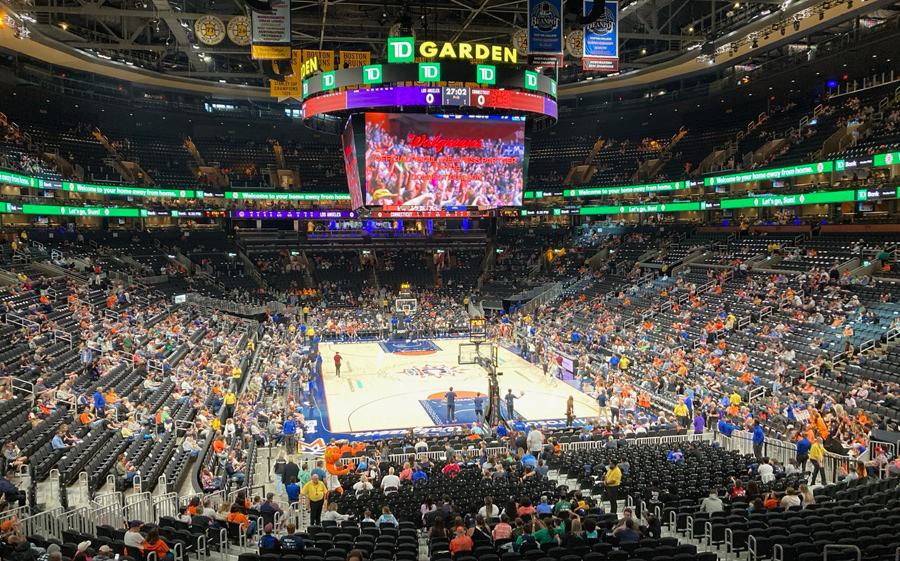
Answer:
[303, 85, 558, 125]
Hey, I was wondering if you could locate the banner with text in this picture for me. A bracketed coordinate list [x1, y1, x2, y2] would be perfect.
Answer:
[251, 0, 291, 59]
[269, 50, 302, 99]
[583, 0, 618, 71]
[527, 0, 564, 67]
[339, 50, 371, 69]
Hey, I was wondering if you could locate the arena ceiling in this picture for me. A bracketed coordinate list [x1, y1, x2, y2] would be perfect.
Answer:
[0, 0, 897, 89]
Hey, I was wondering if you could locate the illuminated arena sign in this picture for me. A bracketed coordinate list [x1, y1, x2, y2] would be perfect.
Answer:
[387, 37, 518, 64]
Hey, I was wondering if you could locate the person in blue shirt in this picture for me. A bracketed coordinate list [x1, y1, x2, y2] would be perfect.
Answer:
[443, 387, 457, 422]
[411, 467, 428, 483]
[93, 387, 106, 415]
[752, 420, 765, 460]
[505, 389, 519, 420]
[51, 428, 69, 450]
[283, 417, 296, 438]
[311, 460, 327, 481]
[796, 434, 812, 472]
[285, 478, 301, 504]
[521, 453, 537, 468]
[667, 446, 684, 465]
[512, 416, 527, 433]
[473, 393, 485, 423]
[535, 497, 553, 515]
[494, 423, 508, 439]
[717, 418, 737, 437]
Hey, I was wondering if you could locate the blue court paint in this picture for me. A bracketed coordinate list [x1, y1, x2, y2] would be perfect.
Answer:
[378, 340, 443, 354]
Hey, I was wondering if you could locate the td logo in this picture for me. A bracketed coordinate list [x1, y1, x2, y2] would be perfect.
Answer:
[322, 71, 335, 89]
[363, 64, 383, 84]
[419, 63, 441, 81]
[525, 70, 538, 90]
[477, 65, 496, 84]
[388, 37, 415, 62]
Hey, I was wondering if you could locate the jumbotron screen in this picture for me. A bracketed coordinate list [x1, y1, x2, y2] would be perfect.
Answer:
[364, 113, 525, 208]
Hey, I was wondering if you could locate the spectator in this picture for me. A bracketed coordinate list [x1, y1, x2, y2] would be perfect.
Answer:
[301, 474, 327, 525]
[257, 523, 280, 552]
[142, 527, 173, 561]
[377, 506, 399, 528]
[449, 526, 474, 555]
[123, 521, 145, 554]
[700, 489, 724, 513]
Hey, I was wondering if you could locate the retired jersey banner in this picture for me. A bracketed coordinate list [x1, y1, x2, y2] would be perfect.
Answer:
[583, 0, 618, 70]
[251, 0, 291, 59]
[339, 51, 371, 69]
[527, 0, 563, 66]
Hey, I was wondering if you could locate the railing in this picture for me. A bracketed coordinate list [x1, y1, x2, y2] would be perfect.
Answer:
[559, 432, 710, 451]
[19, 507, 64, 540]
[152, 492, 179, 520]
[59, 506, 95, 536]
[748, 386, 767, 403]
[123, 491, 153, 523]
[388, 446, 509, 465]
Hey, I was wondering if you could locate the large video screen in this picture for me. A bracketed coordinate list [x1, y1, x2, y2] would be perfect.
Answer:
[341, 117, 364, 211]
[364, 113, 525, 208]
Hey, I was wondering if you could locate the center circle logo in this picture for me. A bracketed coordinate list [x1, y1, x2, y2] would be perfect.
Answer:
[403, 365, 463, 378]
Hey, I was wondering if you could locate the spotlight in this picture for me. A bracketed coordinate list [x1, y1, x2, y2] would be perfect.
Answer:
[780, 26, 786, 35]
[847, 0, 852, 8]
[752, 38, 758, 48]
[819, 11, 825, 19]
[763, 32, 769, 40]
[793, 20, 800, 31]
[709, 57, 716, 64]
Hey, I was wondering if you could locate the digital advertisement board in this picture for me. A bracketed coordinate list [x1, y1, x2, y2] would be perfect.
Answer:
[342, 117, 365, 210]
[364, 113, 525, 208]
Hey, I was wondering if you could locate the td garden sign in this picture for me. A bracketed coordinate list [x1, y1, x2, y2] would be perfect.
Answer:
[387, 37, 518, 64]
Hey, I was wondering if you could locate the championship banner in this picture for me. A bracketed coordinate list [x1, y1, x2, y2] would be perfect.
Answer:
[302, 49, 335, 73]
[339, 50, 370, 69]
[251, 0, 291, 59]
[269, 50, 302, 99]
[527, 0, 563, 67]
[583, 0, 619, 71]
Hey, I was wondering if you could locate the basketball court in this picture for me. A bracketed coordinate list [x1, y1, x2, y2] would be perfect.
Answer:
[314, 338, 599, 436]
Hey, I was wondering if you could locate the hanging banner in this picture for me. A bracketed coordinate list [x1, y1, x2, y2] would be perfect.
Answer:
[226, 15, 251, 46]
[527, 0, 563, 67]
[269, 50, 302, 99]
[583, 0, 618, 71]
[251, 0, 291, 59]
[194, 16, 226, 46]
[339, 51, 371, 69]
[302, 49, 335, 73]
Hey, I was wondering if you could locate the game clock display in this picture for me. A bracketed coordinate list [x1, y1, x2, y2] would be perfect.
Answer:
[442, 87, 470, 106]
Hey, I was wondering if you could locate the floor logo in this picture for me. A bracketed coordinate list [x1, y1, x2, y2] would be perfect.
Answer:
[298, 437, 327, 454]
[403, 364, 463, 378]
[380, 340, 442, 355]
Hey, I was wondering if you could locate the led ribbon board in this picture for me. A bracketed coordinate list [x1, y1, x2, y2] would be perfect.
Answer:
[704, 161, 834, 186]
[302, 62, 556, 99]
[718, 190, 856, 209]
[302, 87, 557, 133]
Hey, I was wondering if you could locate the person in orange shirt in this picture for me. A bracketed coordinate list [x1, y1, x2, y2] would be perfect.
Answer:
[142, 527, 173, 561]
[226, 505, 257, 538]
[213, 435, 226, 455]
